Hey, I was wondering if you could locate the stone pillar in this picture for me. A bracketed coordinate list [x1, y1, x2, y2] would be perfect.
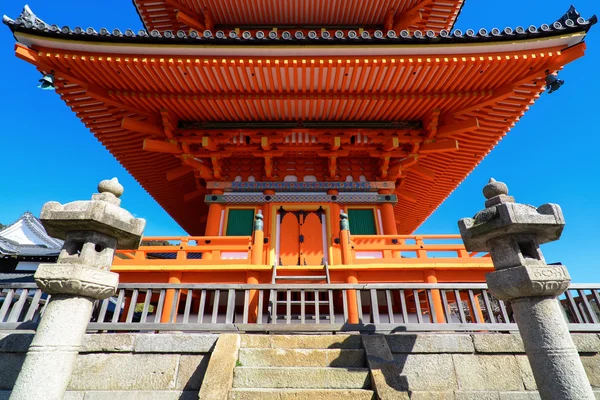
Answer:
[458, 178, 593, 400]
[10, 178, 145, 400]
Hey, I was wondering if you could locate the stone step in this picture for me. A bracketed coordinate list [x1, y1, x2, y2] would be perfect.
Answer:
[238, 348, 366, 367]
[232, 367, 371, 389]
[229, 388, 375, 400]
[241, 334, 363, 349]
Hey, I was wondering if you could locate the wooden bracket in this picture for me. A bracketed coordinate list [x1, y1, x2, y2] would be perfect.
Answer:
[202, 136, 219, 151]
[182, 155, 214, 180]
[420, 139, 459, 154]
[436, 118, 479, 139]
[142, 139, 182, 154]
[122, 117, 163, 136]
[166, 165, 193, 181]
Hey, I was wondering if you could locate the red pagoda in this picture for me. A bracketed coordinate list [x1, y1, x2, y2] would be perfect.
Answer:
[3, 1, 595, 300]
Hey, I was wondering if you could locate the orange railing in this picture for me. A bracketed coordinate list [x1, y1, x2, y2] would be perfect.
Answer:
[350, 234, 491, 265]
[113, 236, 254, 266]
[112, 234, 490, 269]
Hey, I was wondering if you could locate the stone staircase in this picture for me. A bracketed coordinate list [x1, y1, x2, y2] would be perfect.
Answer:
[229, 335, 375, 399]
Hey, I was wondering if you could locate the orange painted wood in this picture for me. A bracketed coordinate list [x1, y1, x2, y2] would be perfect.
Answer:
[143, 139, 182, 154]
[300, 212, 324, 266]
[161, 272, 182, 323]
[279, 213, 301, 266]
[15, 41, 587, 236]
[135, 0, 464, 35]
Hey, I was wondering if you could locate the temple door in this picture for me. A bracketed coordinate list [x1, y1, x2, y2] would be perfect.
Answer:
[279, 212, 301, 266]
[300, 211, 325, 266]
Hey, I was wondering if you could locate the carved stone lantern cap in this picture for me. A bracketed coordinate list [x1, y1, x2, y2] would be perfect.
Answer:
[40, 178, 146, 249]
[483, 178, 508, 199]
[458, 178, 565, 252]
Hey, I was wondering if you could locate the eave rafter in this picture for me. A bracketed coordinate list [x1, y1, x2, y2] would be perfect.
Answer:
[166, 0, 213, 32]
[387, 0, 436, 31]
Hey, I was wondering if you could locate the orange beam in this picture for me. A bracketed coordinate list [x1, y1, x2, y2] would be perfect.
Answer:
[176, 10, 205, 32]
[408, 162, 436, 181]
[122, 117, 163, 136]
[166, 165, 193, 181]
[396, 188, 418, 203]
[202, 136, 218, 152]
[183, 189, 203, 203]
[142, 139, 182, 154]
[436, 118, 479, 139]
[392, 0, 434, 31]
[420, 139, 459, 154]
[182, 155, 214, 180]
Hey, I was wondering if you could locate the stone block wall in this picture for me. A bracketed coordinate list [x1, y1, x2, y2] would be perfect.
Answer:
[386, 333, 600, 399]
[1, 332, 599, 399]
[0, 333, 217, 399]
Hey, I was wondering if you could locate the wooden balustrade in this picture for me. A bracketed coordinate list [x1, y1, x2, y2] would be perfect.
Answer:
[2, 283, 599, 333]
[350, 234, 491, 264]
[113, 236, 254, 267]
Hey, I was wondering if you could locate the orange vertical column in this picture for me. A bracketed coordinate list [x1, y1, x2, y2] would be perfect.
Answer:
[328, 190, 341, 265]
[424, 269, 446, 323]
[251, 211, 264, 265]
[379, 190, 401, 259]
[161, 272, 182, 323]
[340, 212, 359, 324]
[378, 190, 398, 235]
[205, 189, 224, 236]
[262, 190, 274, 264]
[247, 212, 264, 323]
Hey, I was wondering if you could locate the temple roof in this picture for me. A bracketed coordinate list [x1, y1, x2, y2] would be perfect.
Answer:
[0, 212, 62, 258]
[2, 7, 596, 235]
[132, 0, 465, 34]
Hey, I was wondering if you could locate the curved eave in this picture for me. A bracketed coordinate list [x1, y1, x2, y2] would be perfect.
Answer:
[6, 18, 592, 58]
[4, 26, 592, 235]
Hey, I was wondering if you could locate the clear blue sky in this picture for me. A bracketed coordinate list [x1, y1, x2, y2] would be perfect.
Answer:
[0, 1, 598, 282]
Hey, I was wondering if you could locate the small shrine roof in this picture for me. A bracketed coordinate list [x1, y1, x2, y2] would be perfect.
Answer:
[132, 0, 465, 34]
[0, 212, 62, 259]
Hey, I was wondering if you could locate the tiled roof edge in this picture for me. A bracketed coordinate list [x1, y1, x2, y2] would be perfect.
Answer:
[3, 5, 596, 46]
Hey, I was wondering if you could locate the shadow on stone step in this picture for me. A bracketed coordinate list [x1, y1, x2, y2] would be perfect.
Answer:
[326, 324, 414, 398]
[0, 333, 31, 391]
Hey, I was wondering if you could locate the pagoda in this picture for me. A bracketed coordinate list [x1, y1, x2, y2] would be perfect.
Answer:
[3, 2, 596, 290]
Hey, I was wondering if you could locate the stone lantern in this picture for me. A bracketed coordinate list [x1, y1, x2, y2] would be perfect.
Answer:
[11, 178, 145, 400]
[458, 178, 593, 400]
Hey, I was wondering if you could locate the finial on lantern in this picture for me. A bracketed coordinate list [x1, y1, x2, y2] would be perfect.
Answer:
[483, 178, 509, 199]
[98, 177, 124, 198]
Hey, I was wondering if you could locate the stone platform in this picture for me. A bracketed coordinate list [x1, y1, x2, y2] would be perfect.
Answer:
[0, 332, 599, 399]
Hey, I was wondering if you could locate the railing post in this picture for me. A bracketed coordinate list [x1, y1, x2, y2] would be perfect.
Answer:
[378, 190, 399, 258]
[161, 272, 182, 323]
[415, 236, 427, 258]
[10, 178, 145, 400]
[247, 212, 264, 323]
[459, 178, 594, 400]
[346, 272, 360, 324]
[251, 211, 264, 265]
[339, 212, 353, 265]
[424, 270, 445, 323]
[328, 190, 342, 265]
[340, 213, 359, 323]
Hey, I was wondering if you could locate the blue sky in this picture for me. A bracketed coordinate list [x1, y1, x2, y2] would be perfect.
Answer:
[0, 1, 598, 282]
